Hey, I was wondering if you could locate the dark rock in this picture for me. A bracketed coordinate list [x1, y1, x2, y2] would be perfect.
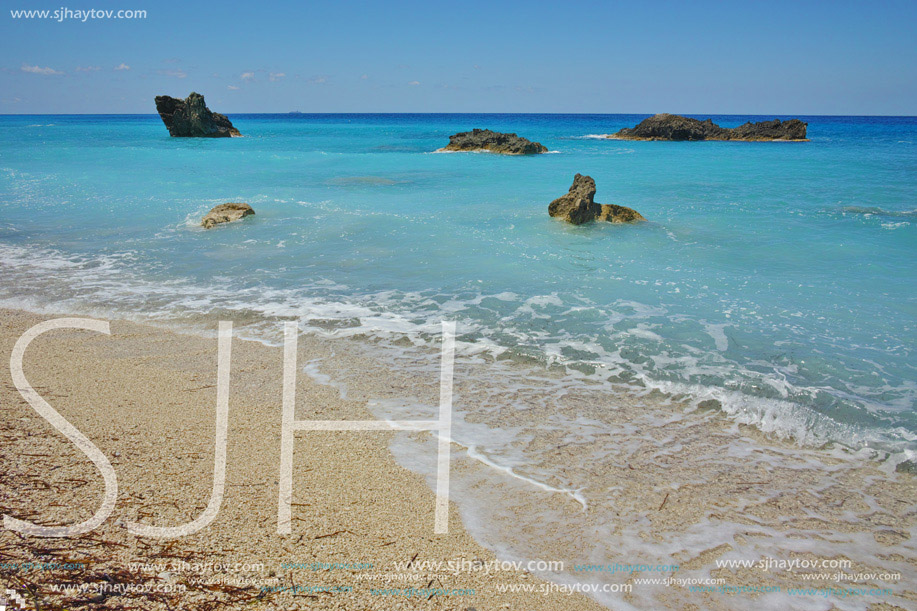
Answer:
[895, 459, 917, 475]
[442, 129, 547, 155]
[730, 119, 808, 141]
[548, 174, 645, 225]
[548, 174, 600, 224]
[201, 203, 254, 228]
[610, 113, 807, 141]
[155, 92, 240, 138]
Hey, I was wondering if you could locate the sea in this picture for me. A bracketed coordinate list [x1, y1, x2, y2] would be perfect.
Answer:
[1, 113, 915, 609]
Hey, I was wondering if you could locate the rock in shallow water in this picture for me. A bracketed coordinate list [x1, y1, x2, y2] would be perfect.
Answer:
[548, 174, 645, 225]
[155, 92, 241, 138]
[441, 129, 547, 154]
[610, 113, 807, 141]
[201, 203, 255, 228]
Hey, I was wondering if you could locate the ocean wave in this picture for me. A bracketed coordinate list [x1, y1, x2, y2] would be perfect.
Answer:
[1, 240, 913, 458]
[839, 205, 917, 218]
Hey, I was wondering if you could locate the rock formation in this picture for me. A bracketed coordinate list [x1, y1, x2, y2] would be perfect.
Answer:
[609, 114, 807, 141]
[155, 92, 241, 138]
[441, 129, 547, 154]
[201, 203, 255, 228]
[548, 175, 645, 225]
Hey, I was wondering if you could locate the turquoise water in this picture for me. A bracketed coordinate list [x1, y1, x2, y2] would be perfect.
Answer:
[1, 113, 915, 454]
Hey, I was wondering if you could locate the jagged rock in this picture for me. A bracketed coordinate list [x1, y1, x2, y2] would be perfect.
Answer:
[441, 129, 547, 154]
[610, 113, 807, 141]
[729, 118, 808, 140]
[548, 174, 645, 225]
[596, 203, 645, 223]
[155, 92, 240, 138]
[201, 203, 254, 228]
[548, 174, 602, 224]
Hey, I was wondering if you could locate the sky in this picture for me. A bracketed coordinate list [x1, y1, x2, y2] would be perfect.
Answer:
[1, 0, 915, 115]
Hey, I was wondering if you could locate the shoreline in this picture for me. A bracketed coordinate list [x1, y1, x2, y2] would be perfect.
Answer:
[0, 307, 607, 610]
[2, 305, 915, 609]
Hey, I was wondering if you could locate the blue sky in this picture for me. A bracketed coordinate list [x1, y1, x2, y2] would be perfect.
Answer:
[1, 0, 915, 114]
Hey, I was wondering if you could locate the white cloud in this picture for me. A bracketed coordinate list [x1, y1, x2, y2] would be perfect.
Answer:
[241, 71, 255, 80]
[408, 80, 420, 86]
[269, 72, 285, 82]
[114, 63, 130, 71]
[360, 73, 368, 80]
[159, 69, 187, 78]
[21, 64, 63, 75]
[227, 85, 239, 90]
[309, 75, 328, 84]
[76, 66, 101, 72]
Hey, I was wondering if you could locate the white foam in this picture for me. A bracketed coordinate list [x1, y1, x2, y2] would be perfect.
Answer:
[301, 358, 349, 400]
[0, 240, 910, 457]
[703, 322, 730, 351]
[464, 444, 588, 511]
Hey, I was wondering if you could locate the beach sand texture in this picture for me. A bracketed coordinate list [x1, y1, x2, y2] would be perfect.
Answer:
[1, 307, 915, 610]
[0, 308, 609, 610]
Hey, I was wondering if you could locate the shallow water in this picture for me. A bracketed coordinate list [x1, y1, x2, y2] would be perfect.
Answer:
[2, 113, 916, 608]
[1, 113, 914, 454]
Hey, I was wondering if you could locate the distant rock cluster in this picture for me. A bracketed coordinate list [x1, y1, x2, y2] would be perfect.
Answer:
[610, 113, 807, 141]
[441, 129, 548, 154]
[155, 92, 240, 138]
[151, 98, 818, 234]
[549, 174, 645, 225]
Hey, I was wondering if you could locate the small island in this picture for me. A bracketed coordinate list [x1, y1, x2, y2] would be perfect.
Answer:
[549, 174, 645, 225]
[440, 129, 548, 154]
[608, 113, 807, 141]
[155, 92, 241, 138]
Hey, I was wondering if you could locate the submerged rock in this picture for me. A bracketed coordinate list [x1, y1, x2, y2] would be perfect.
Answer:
[610, 113, 807, 141]
[155, 92, 241, 138]
[548, 174, 645, 225]
[441, 129, 547, 155]
[201, 203, 255, 228]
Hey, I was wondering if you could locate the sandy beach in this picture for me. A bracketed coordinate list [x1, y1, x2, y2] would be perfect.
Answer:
[0, 307, 608, 610]
[1, 306, 915, 610]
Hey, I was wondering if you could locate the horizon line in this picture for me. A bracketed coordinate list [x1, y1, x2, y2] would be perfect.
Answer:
[2, 112, 916, 118]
